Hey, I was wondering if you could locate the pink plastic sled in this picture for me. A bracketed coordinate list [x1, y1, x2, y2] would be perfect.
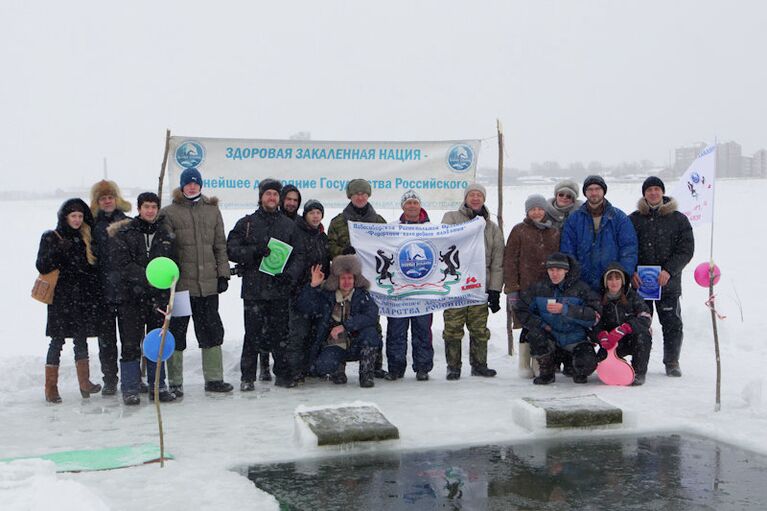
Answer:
[596, 347, 635, 386]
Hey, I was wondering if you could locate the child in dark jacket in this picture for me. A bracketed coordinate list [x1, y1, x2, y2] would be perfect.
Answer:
[594, 264, 653, 386]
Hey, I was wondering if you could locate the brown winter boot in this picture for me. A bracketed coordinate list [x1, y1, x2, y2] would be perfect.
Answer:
[45, 365, 62, 403]
[75, 359, 102, 398]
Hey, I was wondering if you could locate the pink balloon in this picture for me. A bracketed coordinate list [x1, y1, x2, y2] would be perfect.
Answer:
[694, 262, 721, 287]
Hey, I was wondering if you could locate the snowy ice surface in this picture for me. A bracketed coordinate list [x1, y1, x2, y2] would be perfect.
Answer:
[1, 181, 766, 510]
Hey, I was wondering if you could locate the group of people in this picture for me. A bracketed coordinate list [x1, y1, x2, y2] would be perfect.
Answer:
[36, 168, 693, 404]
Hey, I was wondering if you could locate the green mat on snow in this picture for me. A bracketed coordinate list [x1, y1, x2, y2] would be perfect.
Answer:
[0, 444, 172, 472]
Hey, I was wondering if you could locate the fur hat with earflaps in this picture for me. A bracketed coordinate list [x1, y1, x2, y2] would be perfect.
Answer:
[324, 254, 370, 291]
[90, 180, 132, 215]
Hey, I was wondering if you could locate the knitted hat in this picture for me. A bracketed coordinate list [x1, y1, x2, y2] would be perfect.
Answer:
[554, 179, 579, 199]
[603, 267, 626, 288]
[303, 199, 325, 218]
[400, 189, 422, 207]
[346, 179, 372, 198]
[89, 179, 132, 214]
[642, 176, 665, 195]
[524, 194, 548, 213]
[258, 178, 283, 199]
[179, 168, 203, 189]
[137, 192, 161, 208]
[545, 252, 570, 270]
[324, 254, 370, 291]
[464, 182, 486, 200]
[582, 175, 607, 195]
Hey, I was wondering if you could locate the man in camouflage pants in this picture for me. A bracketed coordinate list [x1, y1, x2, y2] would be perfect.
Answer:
[441, 183, 505, 380]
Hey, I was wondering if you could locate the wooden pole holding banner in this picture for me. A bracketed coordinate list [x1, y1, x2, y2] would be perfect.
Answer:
[153, 277, 177, 468]
[496, 119, 504, 232]
[157, 129, 172, 203]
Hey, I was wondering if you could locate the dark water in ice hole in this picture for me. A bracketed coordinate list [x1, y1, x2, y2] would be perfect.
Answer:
[241, 434, 767, 511]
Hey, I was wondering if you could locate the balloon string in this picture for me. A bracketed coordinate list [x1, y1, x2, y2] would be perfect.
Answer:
[705, 294, 727, 320]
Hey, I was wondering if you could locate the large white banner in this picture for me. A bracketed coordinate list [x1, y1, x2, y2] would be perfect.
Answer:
[671, 144, 716, 227]
[167, 136, 480, 210]
[349, 218, 488, 317]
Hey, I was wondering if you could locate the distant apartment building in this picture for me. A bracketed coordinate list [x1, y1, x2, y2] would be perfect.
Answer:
[673, 142, 707, 177]
[716, 141, 742, 178]
[674, 141, 765, 178]
[753, 149, 767, 178]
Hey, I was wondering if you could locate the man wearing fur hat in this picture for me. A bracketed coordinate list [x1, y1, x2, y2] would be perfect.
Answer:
[162, 167, 233, 395]
[296, 256, 382, 388]
[327, 178, 388, 378]
[227, 178, 305, 389]
[441, 183, 505, 380]
[629, 177, 694, 377]
[89, 179, 132, 396]
[560, 175, 638, 292]
[384, 190, 434, 381]
[546, 179, 583, 230]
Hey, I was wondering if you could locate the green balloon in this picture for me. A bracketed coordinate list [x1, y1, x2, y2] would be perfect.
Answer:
[146, 257, 179, 289]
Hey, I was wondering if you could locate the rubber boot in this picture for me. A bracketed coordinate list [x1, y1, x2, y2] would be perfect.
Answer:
[469, 337, 496, 377]
[331, 362, 348, 384]
[258, 351, 272, 382]
[75, 359, 102, 398]
[202, 346, 233, 393]
[518, 342, 534, 379]
[167, 351, 184, 397]
[120, 360, 141, 405]
[45, 365, 62, 403]
[533, 354, 555, 385]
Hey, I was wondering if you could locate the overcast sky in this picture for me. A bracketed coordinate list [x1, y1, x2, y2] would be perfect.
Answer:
[1, 0, 765, 190]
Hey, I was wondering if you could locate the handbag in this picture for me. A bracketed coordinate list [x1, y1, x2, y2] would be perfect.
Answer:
[31, 231, 63, 304]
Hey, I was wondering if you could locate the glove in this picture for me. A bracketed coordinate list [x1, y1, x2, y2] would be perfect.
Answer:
[217, 277, 229, 294]
[487, 290, 501, 313]
[506, 291, 520, 310]
[607, 322, 632, 346]
[597, 330, 616, 351]
[342, 246, 357, 255]
[253, 244, 271, 261]
[274, 272, 293, 288]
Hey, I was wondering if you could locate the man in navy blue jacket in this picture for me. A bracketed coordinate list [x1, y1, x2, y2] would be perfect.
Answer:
[560, 175, 638, 292]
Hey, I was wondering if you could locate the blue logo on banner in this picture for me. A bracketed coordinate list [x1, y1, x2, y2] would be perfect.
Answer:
[446, 144, 474, 173]
[175, 141, 205, 169]
[398, 241, 436, 280]
[690, 171, 700, 184]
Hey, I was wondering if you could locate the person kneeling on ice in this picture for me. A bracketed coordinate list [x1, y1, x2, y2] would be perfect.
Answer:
[513, 252, 601, 384]
[593, 264, 653, 386]
[296, 255, 381, 388]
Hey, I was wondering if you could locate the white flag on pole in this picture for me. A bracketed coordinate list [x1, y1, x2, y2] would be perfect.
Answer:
[671, 144, 716, 227]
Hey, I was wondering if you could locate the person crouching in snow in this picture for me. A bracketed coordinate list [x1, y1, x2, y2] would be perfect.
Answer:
[37, 198, 102, 403]
[593, 264, 653, 386]
[513, 252, 601, 385]
[296, 255, 382, 388]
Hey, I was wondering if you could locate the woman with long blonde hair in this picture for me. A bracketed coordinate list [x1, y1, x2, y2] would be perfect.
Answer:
[36, 198, 102, 403]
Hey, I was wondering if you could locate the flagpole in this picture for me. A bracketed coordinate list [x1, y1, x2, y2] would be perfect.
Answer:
[709, 140, 721, 412]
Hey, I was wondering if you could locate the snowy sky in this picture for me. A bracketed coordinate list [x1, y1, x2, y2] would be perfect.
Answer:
[1, 0, 765, 190]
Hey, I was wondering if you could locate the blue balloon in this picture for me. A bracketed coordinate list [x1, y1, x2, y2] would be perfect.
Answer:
[142, 328, 175, 362]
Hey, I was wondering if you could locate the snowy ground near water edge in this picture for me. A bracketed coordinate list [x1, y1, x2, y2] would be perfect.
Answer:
[1, 180, 766, 510]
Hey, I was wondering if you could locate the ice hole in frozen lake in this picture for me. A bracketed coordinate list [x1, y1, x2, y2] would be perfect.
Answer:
[239, 433, 767, 510]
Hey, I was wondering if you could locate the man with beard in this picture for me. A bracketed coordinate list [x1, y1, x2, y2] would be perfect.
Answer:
[280, 184, 302, 221]
[560, 175, 638, 292]
[227, 178, 304, 389]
